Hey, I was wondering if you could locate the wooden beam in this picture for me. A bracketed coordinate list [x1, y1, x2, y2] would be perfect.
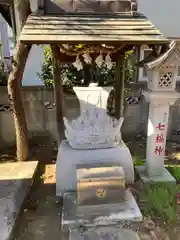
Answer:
[115, 54, 125, 119]
[135, 45, 140, 83]
[51, 44, 65, 144]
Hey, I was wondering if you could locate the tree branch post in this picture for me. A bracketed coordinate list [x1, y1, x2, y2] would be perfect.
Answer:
[7, 42, 31, 161]
[7, 0, 31, 161]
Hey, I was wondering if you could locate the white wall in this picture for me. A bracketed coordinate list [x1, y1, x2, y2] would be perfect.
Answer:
[138, 0, 180, 38]
[22, 45, 44, 86]
[1, 13, 44, 86]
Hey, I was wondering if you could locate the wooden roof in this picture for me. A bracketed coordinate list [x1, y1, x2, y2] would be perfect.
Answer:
[19, 13, 169, 44]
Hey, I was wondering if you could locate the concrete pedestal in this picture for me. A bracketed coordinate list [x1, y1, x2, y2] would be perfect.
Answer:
[56, 140, 134, 196]
[136, 165, 176, 184]
[61, 189, 142, 234]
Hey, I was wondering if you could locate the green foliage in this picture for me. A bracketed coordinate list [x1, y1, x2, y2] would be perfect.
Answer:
[132, 155, 145, 166]
[141, 183, 176, 224]
[166, 165, 180, 182]
[125, 50, 136, 83]
[37, 45, 84, 89]
[61, 64, 84, 89]
[37, 46, 53, 88]
[37, 45, 136, 89]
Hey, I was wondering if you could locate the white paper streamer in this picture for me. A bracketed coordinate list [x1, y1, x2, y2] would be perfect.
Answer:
[82, 52, 92, 64]
[105, 53, 113, 70]
[73, 55, 83, 71]
[95, 52, 104, 68]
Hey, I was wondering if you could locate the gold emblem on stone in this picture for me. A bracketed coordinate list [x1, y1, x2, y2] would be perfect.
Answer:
[96, 188, 107, 198]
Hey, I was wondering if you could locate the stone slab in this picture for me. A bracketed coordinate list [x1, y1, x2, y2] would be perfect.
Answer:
[56, 140, 134, 196]
[136, 165, 176, 183]
[70, 227, 140, 240]
[61, 189, 142, 233]
[0, 161, 38, 240]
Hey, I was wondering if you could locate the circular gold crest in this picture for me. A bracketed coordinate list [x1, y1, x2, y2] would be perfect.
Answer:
[96, 188, 107, 198]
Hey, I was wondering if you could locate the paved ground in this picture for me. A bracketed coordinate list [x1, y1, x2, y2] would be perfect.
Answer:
[15, 167, 61, 240]
[14, 137, 62, 240]
[14, 162, 172, 240]
[0, 136, 178, 240]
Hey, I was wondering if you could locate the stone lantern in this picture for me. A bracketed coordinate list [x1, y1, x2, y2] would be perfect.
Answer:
[136, 42, 180, 182]
[146, 45, 180, 92]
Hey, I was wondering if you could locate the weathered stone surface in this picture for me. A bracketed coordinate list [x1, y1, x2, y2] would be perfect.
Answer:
[70, 227, 140, 240]
[64, 87, 123, 149]
[0, 161, 38, 240]
[136, 165, 176, 183]
[76, 165, 125, 208]
[56, 140, 134, 196]
[61, 189, 142, 233]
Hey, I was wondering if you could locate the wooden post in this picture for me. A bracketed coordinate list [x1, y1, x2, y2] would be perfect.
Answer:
[83, 63, 92, 86]
[115, 54, 125, 119]
[51, 44, 65, 144]
[135, 45, 140, 83]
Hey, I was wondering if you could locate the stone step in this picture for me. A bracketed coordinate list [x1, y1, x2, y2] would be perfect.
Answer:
[61, 189, 142, 233]
[69, 227, 140, 240]
[0, 161, 38, 240]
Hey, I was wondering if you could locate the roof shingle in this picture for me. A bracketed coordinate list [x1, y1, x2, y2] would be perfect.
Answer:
[19, 13, 168, 44]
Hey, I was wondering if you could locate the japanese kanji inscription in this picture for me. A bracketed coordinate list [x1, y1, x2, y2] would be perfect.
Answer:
[154, 120, 167, 156]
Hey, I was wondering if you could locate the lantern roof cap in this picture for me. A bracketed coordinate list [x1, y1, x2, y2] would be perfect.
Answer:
[145, 41, 180, 69]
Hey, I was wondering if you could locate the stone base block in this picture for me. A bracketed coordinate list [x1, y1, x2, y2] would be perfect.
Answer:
[136, 165, 176, 183]
[56, 140, 134, 196]
[61, 189, 142, 233]
[70, 228, 140, 240]
[0, 161, 38, 240]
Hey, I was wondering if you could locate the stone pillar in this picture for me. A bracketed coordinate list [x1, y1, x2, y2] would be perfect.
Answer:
[136, 42, 180, 182]
[143, 91, 179, 178]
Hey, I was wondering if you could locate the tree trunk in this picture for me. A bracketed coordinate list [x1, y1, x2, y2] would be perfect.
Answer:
[7, 42, 31, 161]
[7, 0, 31, 161]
